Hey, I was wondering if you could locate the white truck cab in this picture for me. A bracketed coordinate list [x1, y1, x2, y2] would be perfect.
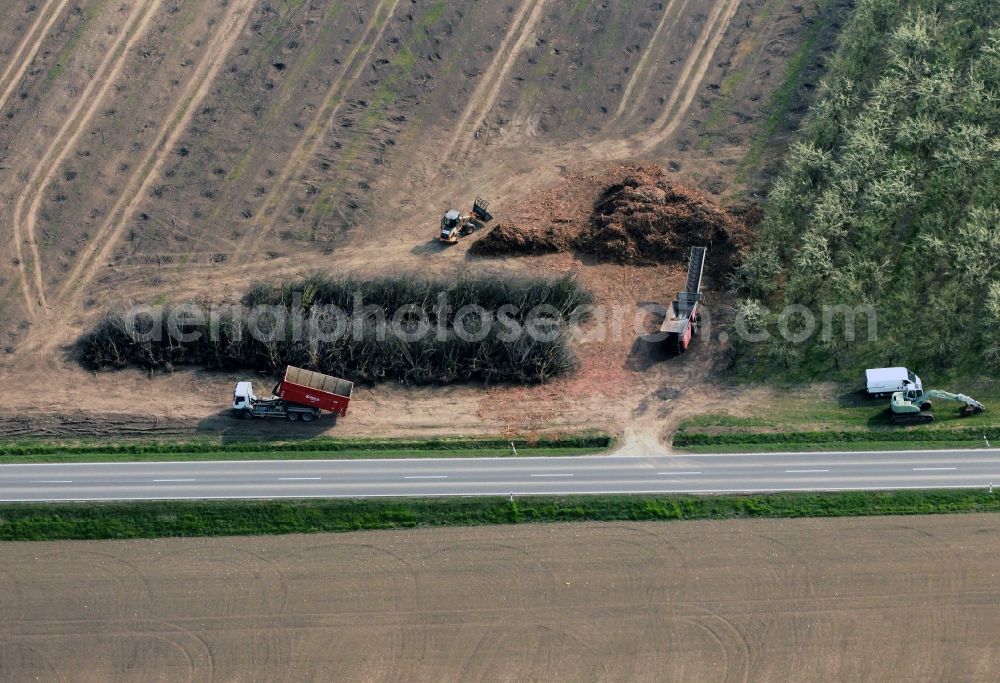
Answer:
[866, 367, 922, 397]
[232, 381, 256, 412]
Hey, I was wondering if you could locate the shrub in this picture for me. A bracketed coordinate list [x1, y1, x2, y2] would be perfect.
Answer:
[78, 273, 593, 385]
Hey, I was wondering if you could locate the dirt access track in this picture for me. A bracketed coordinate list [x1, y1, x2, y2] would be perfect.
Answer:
[0, 0, 845, 444]
[3, 514, 1000, 681]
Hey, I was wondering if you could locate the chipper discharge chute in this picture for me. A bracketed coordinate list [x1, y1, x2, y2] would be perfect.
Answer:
[661, 246, 707, 354]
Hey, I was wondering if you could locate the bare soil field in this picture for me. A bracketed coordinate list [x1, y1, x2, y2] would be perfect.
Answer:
[0, 0, 846, 444]
[3, 514, 1000, 681]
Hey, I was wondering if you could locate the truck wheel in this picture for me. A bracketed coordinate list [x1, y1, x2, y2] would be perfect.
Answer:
[287, 412, 300, 421]
[300, 411, 316, 423]
[240, 410, 253, 420]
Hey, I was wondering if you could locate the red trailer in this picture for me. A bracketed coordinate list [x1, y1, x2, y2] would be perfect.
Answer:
[277, 366, 354, 417]
[232, 366, 353, 422]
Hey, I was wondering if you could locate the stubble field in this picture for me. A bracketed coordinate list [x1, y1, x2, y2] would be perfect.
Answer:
[3, 514, 999, 680]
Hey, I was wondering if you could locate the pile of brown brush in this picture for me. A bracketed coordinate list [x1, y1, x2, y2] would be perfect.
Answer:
[469, 222, 569, 256]
[471, 164, 752, 267]
[578, 164, 751, 264]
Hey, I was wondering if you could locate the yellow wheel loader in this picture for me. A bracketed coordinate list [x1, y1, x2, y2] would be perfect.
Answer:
[439, 197, 492, 244]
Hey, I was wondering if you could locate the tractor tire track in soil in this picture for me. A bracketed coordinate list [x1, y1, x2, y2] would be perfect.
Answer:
[13, 0, 162, 318]
[6, 518, 1000, 679]
[611, 0, 690, 122]
[637, 0, 744, 151]
[2, 0, 73, 315]
[436, 0, 547, 174]
[0, 0, 67, 114]
[42, 0, 256, 352]
[234, 0, 401, 265]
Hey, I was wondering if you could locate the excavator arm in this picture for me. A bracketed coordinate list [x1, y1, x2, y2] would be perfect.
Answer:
[921, 390, 985, 413]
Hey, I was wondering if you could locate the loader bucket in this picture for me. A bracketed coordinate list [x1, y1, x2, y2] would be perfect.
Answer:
[472, 197, 492, 222]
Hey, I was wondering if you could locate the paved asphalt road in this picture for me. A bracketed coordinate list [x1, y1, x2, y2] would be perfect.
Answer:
[2, 449, 1000, 501]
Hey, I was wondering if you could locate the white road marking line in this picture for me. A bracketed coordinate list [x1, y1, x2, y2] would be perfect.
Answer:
[785, 469, 830, 473]
[31, 480, 72, 484]
[153, 479, 196, 482]
[657, 471, 702, 475]
[530, 473, 574, 478]
[278, 477, 322, 481]
[404, 475, 448, 479]
[0, 481, 994, 503]
[2, 448, 994, 468]
[913, 467, 957, 471]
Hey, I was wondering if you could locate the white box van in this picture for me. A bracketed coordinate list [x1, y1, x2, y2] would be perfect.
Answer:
[865, 367, 922, 397]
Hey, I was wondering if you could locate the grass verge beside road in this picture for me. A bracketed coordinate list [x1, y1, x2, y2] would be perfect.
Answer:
[675, 385, 999, 452]
[3, 490, 1000, 541]
[0, 434, 612, 464]
[675, 427, 998, 453]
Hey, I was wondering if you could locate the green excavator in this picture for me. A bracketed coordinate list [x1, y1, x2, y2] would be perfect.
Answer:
[890, 388, 985, 424]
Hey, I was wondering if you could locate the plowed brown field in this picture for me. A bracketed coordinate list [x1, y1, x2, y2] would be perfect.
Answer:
[0, 0, 846, 443]
[3, 514, 1000, 681]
